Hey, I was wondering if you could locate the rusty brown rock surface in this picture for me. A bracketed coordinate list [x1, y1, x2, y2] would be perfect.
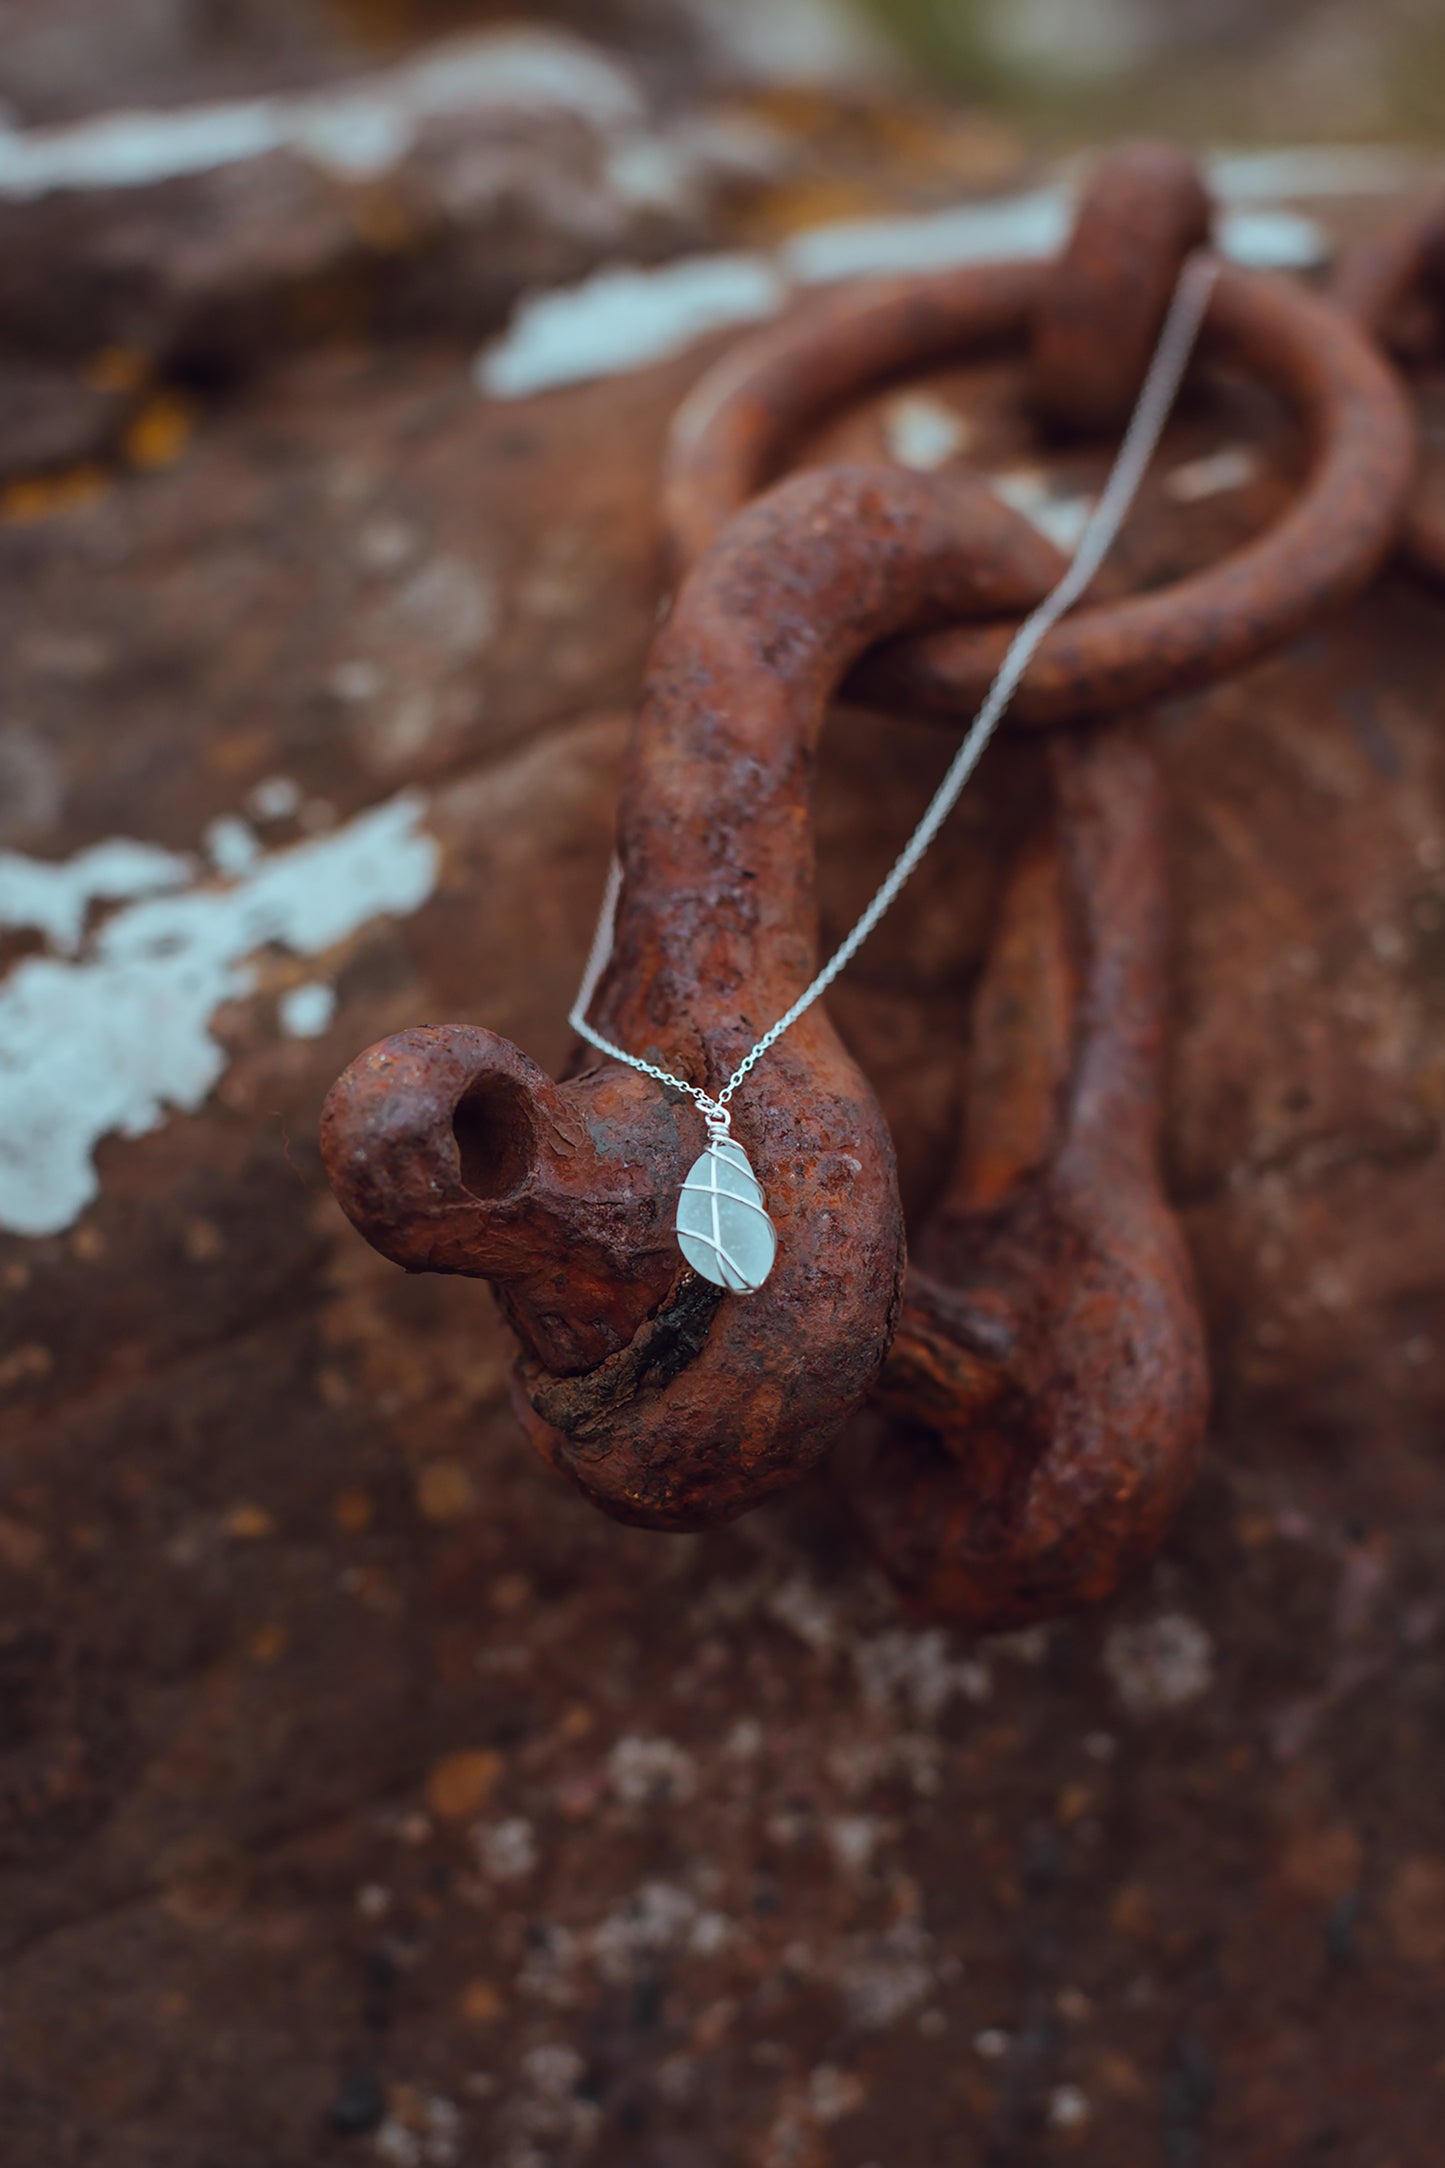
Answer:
[0, 117, 1443, 2168]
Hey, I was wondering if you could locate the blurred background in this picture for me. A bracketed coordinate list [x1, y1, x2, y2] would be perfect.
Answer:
[4, 0, 1444, 135]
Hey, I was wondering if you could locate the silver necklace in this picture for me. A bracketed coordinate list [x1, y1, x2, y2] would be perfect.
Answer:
[570, 253, 1218, 1296]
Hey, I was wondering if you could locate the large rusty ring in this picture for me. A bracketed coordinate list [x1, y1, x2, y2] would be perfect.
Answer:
[666, 205, 1413, 718]
[1334, 199, 1445, 584]
[1032, 140, 1213, 436]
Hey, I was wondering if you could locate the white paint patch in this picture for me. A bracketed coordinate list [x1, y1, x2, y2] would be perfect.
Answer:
[851, 1625, 991, 1722]
[0, 793, 437, 1237]
[990, 0, 1147, 80]
[0, 30, 642, 199]
[783, 187, 1070, 283]
[246, 774, 303, 823]
[205, 813, 261, 876]
[395, 556, 497, 656]
[1216, 205, 1326, 272]
[589, 1880, 729, 1985]
[991, 467, 1095, 553]
[475, 254, 788, 399]
[602, 112, 789, 215]
[472, 1816, 538, 1883]
[1209, 145, 1423, 200]
[0, 836, 193, 954]
[607, 1734, 698, 1805]
[1048, 2085, 1092, 2131]
[826, 1814, 887, 1878]
[476, 189, 1329, 401]
[884, 391, 970, 471]
[279, 979, 337, 1039]
[786, 193, 1324, 285]
[1165, 444, 1258, 503]
[690, 0, 896, 83]
[1103, 1612, 1215, 1715]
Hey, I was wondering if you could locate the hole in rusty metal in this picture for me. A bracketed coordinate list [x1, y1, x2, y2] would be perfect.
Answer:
[452, 1072, 535, 1202]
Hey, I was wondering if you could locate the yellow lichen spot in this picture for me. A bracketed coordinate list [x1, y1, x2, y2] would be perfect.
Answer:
[184, 1218, 224, 1263]
[1097, 2050, 1145, 2099]
[124, 393, 195, 471]
[317, 1365, 353, 1409]
[415, 1458, 478, 1524]
[250, 1621, 288, 1663]
[0, 1516, 45, 1572]
[739, 172, 894, 245]
[557, 1702, 594, 1742]
[1109, 1883, 1152, 1938]
[0, 1343, 54, 1393]
[425, 1749, 502, 1821]
[86, 346, 148, 395]
[0, 466, 108, 522]
[1055, 1782, 1094, 1827]
[227, 1504, 275, 1541]
[71, 1223, 106, 1263]
[349, 188, 416, 252]
[334, 1487, 374, 1534]
[461, 1978, 503, 2024]
[208, 726, 272, 779]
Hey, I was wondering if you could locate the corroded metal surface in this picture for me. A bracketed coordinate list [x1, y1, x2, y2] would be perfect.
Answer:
[326, 144, 1413, 1569]
[325, 469, 1066, 1530]
[1, 53, 1444, 2167]
[850, 717, 1208, 1626]
[666, 234, 1415, 720]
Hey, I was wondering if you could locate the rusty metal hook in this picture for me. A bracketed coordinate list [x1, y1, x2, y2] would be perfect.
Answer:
[323, 466, 1064, 1531]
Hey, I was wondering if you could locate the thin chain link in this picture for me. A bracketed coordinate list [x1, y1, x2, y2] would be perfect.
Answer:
[570, 250, 1220, 1128]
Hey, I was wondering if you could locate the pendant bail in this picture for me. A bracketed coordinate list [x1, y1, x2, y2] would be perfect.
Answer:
[701, 1099, 732, 1142]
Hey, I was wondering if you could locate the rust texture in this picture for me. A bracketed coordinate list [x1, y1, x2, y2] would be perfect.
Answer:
[848, 716, 1208, 1626]
[325, 468, 1067, 1530]
[1030, 140, 1213, 435]
[326, 144, 1414, 1584]
[4, 57, 1445, 2161]
[1335, 197, 1445, 583]
[665, 195, 1415, 723]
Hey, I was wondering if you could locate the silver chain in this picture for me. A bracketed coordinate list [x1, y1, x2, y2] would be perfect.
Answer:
[570, 250, 1220, 1134]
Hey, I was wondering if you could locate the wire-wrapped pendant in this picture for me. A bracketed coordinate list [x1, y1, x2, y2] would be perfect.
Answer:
[676, 1127, 776, 1294]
